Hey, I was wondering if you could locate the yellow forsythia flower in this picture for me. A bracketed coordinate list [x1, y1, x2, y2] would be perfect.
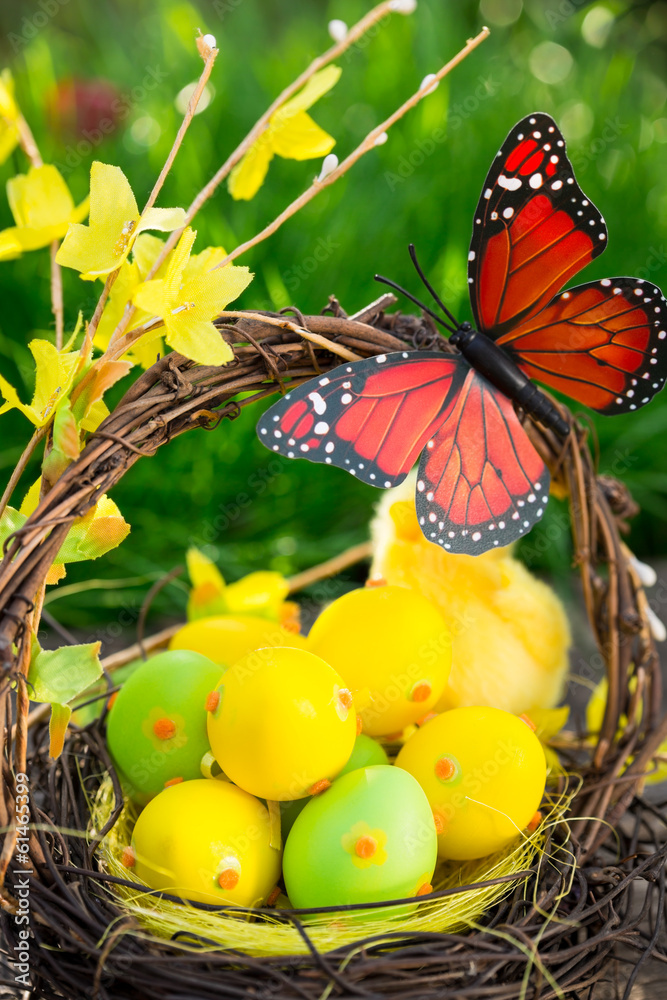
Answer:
[56, 161, 186, 279]
[95, 236, 232, 369]
[132, 227, 252, 366]
[370, 473, 571, 717]
[0, 165, 89, 261]
[0, 69, 20, 166]
[0, 339, 80, 426]
[228, 66, 341, 201]
[587, 676, 667, 785]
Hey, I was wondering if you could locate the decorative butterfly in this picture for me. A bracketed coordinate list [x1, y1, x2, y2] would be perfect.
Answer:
[256, 112, 667, 555]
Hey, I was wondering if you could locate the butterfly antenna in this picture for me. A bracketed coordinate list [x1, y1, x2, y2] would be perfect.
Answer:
[408, 243, 460, 330]
[373, 274, 457, 334]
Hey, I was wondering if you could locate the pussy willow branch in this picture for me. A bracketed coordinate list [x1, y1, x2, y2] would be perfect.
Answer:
[98, 26, 490, 365]
[140, 38, 219, 221]
[217, 27, 490, 269]
[87, 44, 218, 349]
[50, 242, 64, 350]
[116, 0, 402, 317]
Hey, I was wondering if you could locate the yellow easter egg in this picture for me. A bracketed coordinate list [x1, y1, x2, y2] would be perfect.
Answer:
[395, 706, 546, 860]
[206, 646, 357, 800]
[307, 585, 451, 736]
[130, 778, 281, 905]
[169, 615, 305, 668]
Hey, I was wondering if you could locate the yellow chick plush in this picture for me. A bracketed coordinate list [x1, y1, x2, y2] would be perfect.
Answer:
[370, 473, 570, 716]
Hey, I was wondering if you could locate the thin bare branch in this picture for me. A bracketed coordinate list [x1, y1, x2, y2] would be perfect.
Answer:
[218, 27, 490, 268]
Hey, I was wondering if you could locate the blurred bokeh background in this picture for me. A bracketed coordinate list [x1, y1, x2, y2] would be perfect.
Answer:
[0, 0, 665, 635]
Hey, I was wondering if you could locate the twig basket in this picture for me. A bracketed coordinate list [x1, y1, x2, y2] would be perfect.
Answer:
[1, 299, 666, 999]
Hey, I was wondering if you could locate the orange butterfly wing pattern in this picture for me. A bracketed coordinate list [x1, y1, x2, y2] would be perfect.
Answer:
[257, 352, 463, 489]
[416, 370, 549, 553]
[495, 278, 667, 414]
[468, 112, 607, 340]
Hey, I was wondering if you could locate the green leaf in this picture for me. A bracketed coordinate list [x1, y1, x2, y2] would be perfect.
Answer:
[28, 638, 102, 758]
[28, 637, 102, 704]
[1, 490, 131, 570]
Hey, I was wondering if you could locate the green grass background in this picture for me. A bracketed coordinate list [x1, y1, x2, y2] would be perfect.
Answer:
[0, 0, 665, 631]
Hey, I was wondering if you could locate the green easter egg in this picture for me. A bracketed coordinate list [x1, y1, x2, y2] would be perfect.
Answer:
[106, 649, 222, 798]
[283, 765, 437, 910]
[281, 737, 389, 838]
[339, 734, 389, 777]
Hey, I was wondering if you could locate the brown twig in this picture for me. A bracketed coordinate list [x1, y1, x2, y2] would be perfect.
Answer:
[0, 424, 48, 521]
[50, 241, 64, 350]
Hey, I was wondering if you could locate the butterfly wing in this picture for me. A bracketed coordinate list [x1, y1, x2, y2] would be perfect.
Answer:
[495, 277, 667, 414]
[256, 351, 464, 488]
[469, 112, 607, 339]
[416, 369, 549, 555]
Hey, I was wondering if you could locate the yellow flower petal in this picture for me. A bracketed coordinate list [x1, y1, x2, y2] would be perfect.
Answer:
[0, 165, 89, 258]
[132, 233, 166, 277]
[56, 162, 183, 279]
[228, 138, 274, 201]
[183, 245, 228, 281]
[165, 316, 233, 367]
[94, 259, 143, 351]
[8, 165, 75, 228]
[0, 340, 79, 426]
[137, 206, 187, 236]
[163, 226, 197, 295]
[0, 69, 20, 166]
[277, 66, 341, 119]
[0, 69, 19, 121]
[0, 228, 23, 261]
[132, 276, 170, 318]
[187, 547, 226, 593]
[182, 263, 253, 320]
[79, 399, 110, 433]
[271, 110, 336, 161]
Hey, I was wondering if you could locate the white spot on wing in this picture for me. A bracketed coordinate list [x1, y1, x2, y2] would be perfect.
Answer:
[308, 392, 327, 415]
[498, 175, 522, 191]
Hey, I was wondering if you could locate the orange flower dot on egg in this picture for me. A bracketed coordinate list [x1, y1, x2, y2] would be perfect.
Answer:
[309, 779, 331, 796]
[365, 576, 387, 588]
[354, 835, 378, 859]
[164, 776, 184, 788]
[411, 681, 432, 703]
[218, 868, 240, 890]
[356, 715, 363, 736]
[121, 846, 135, 868]
[338, 688, 353, 710]
[107, 691, 118, 710]
[434, 755, 458, 782]
[282, 620, 301, 634]
[266, 885, 281, 907]
[416, 882, 433, 897]
[519, 713, 537, 732]
[205, 690, 220, 713]
[153, 717, 177, 740]
[527, 810, 542, 832]
[433, 811, 446, 835]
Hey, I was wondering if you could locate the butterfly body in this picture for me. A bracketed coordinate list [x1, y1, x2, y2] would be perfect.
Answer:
[449, 322, 569, 436]
[257, 112, 667, 556]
